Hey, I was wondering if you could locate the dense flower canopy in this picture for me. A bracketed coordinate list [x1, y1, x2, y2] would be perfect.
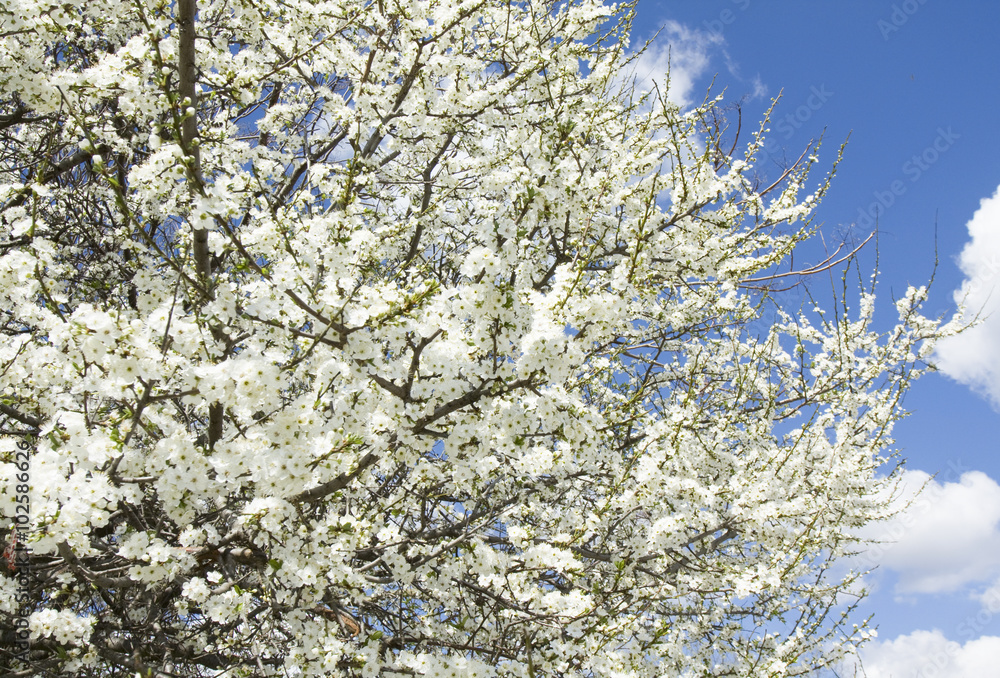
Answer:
[0, 0, 957, 676]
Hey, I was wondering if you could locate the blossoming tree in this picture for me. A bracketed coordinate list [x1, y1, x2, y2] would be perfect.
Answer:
[0, 0, 955, 675]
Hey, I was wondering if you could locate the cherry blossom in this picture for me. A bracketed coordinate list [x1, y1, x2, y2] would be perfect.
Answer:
[0, 0, 961, 675]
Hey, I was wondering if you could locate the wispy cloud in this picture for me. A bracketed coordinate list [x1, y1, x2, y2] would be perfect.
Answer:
[625, 21, 723, 108]
[935, 184, 1000, 408]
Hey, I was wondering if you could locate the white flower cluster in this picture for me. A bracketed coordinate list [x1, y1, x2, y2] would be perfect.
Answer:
[0, 0, 964, 675]
[29, 608, 94, 645]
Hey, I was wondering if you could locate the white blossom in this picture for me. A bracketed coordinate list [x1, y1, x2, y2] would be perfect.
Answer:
[0, 0, 963, 675]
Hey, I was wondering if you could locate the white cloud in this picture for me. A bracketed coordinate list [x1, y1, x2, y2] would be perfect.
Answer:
[848, 630, 1000, 678]
[935, 184, 1000, 409]
[839, 581, 1000, 676]
[720, 49, 768, 100]
[626, 22, 723, 108]
[858, 469, 1000, 594]
[748, 73, 767, 100]
[978, 578, 1000, 612]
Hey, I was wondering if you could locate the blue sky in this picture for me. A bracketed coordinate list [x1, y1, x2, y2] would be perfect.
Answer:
[630, 1, 1000, 675]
